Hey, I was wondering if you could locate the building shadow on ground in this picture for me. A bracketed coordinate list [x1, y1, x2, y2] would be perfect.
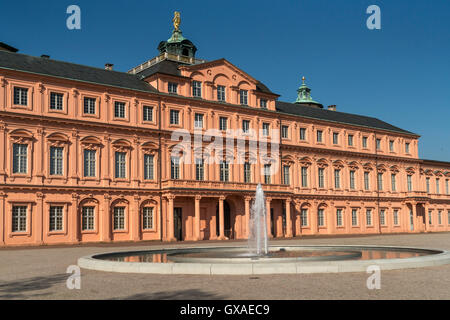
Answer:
[116, 289, 225, 300]
[0, 273, 67, 299]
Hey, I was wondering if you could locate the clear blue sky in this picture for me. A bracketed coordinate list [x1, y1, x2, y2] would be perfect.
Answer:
[1, 0, 449, 161]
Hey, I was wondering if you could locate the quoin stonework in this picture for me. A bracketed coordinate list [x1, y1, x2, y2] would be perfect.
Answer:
[0, 13, 449, 246]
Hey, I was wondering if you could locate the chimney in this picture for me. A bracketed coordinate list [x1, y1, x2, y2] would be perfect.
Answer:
[41, 54, 50, 59]
[327, 105, 337, 111]
[105, 63, 114, 71]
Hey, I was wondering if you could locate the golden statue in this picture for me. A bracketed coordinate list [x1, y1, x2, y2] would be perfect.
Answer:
[173, 11, 181, 31]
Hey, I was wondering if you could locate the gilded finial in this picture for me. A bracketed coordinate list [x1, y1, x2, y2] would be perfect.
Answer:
[302, 76, 306, 84]
[173, 11, 181, 31]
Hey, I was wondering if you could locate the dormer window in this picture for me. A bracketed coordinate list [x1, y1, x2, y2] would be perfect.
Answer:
[192, 81, 202, 97]
[168, 82, 178, 94]
[217, 85, 226, 101]
[260, 99, 267, 109]
[239, 90, 248, 105]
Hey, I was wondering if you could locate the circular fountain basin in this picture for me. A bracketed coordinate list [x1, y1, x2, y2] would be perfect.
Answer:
[78, 245, 450, 275]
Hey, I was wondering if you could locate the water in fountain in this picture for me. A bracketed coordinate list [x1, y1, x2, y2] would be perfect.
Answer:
[248, 183, 268, 256]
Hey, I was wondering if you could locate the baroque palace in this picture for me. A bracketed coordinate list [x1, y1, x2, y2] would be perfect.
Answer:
[0, 14, 449, 246]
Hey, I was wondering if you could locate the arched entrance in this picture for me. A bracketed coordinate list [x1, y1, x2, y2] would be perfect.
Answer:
[216, 201, 232, 239]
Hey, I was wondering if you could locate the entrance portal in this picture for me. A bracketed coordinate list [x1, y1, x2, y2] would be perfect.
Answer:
[174, 207, 183, 241]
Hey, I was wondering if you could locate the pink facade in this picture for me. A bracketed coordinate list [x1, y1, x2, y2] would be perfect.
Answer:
[0, 29, 449, 247]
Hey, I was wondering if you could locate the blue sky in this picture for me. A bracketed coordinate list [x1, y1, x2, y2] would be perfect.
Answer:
[1, 0, 449, 161]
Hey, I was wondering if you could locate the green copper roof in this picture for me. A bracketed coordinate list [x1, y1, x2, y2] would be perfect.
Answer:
[294, 76, 321, 105]
[167, 30, 186, 43]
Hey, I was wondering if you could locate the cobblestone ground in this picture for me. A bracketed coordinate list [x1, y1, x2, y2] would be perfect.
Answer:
[1, 233, 450, 300]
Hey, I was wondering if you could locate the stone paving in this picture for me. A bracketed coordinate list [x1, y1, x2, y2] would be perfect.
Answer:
[1, 233, 450, 299]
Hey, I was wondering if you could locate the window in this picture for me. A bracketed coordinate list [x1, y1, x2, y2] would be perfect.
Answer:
[168, 82, 178, 93]
[113, 207, 125, 230]
[260, 99, 267, 109]
[49, 146, 63, 175]
[170, 110, 179, 125]
[192, 81, 202, 97]
[393, 210, 399, 225]
[143, 154, 154, 180]
[348, 135, 354, 146]
[364, 172, 370, 190]
[283, 165, 290, 185]
[407, 175, 412, 192]
[171, 156, 180, 179]
[195, 158, 204, 181]
[316, 130, 323, 143]
[49, 206, 63, 231]
[446, 179, 449, 195]
[405, 142, 410, 154]
[380, 210, 386, 225]
[142, 207, 154, 230]
[333, 132, 339, 145]
[83, 97, 96, 114]
[301, 167, 308, 188]
[262, 123, 270, 136]
[428, 210, 432, 225]
[194, 113, 204, 129]
[242, 120, 250, 133]
[143, 106, 153, 122]
[376, 139, 381, 150]
[391, 174, 396, 191]
[300, 128, 306, 140]
[13, 143, 27, 174]
[366, 209, 372, 226]
[351, 209, 358, 226]
[389, 140, 394, 152]
[426, 177, 430, 193]
[281, 126, 289, 139]
[448, 211, 450, 225]
[438, 210, 442, 225]
[362, 136, 368, 148]
[377, 173, 383, 191]
[264, 164, 271, 184]
[12, 206, 27, 232]
[82, 206, 94, 230]
[115, 152, 126, 179]
[334, 169, 341, 189]
[220, 161, 229, 182]
[436, 178, 440, 194]
[83, 150, 96, 177]
[239, 90, 248, 105]
[217, 85, 225, 101]
[219, 116, 228, 131]
[318, 168, 325, 188]
[244, 162, 251, 183]
[114, 102, 125, 118]
[349, 170, 355, 189]
[318, 209, 325, 227]
[301, 209, 308, 227]
[14, 87, 28, 105]
[50, 92, 63, 110]
[336, 209, 343, 227]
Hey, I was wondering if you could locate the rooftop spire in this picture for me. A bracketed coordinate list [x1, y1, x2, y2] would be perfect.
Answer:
[294, 76, 323, 108]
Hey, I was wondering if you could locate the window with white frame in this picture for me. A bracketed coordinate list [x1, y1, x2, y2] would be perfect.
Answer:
[264, 164, 271, 184]
[115, 152, 126, 178]
[426, 177, 430, 193]
[362, 136, 368, 148]
[318, 209, 325, 227]
[438, 210, 442, 225]
[407, 175, 413, 192]
[349, 170, 355, 190]
[301, 209, 308, 226]
[260, 99, 267, 109]
[334, 169, 341, 189]
[348, 134, 354, 146]
[83, 97, 96, 114]
[301, 167, 308, 188]
[389, 140, 394, 152]
[300, 128, 306, 140]
[380, 210, 386, 225]
[351, 209, 358, 226]
[333, 132, 339, 145]
[81, 206, 95, 230]
[143, 154, 154, 180]
[239, 90, 248, 105]
[14, 87, 28, 105]
[113, 207, 125, 230]
[195, 158, 204, 181]
[336, 209, 343, 227]
[262, 123, 270, 136]
[393, 209, 399, 225]
[194, 113, 204, 129]
[242, 120, 250, 133]
[50, 92, 63, 110]
[171, 156, 180, 179]
[446, 179, 449, 195]
[143, 106, 153, 122]
[428, 210, 432, 225]
[391, 173, 397, 191]
[220, 161, 229, 182]
[114, 102, 126, 118]
[192, 81, 202, 97]
[142, 207, 154, 230]
[219, 117, 228, 131]
[244, 162, 251, 183]
[448, 210, 450, 225]
[376, 139, 381, 150]
[405, 142, 410, 153]
[366, 209, 372, 226]
[377, 173, 383, 191]
[217, 85, 225, 101]
[283, 165, 290, 185]
[168, 82, 178, 94]
[281, 126, 289, 139]
[318, 168, 325, 188]
[12, 205, 27, 232]
[13, 143, 27, 174]
[49, 146, 63, 176]
[316, 130, 323, 143]
[436, 178, 440, 194]
[364, 172, 370, 190]
[49, 206, 63, 231]
[83, 149, 96, 177]
[170, 109, 179, 125]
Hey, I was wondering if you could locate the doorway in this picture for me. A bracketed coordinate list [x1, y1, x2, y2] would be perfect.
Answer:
[174, 207, 183, 241]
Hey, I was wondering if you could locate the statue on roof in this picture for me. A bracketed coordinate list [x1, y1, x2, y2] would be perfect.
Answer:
[173, 11, 181, 31]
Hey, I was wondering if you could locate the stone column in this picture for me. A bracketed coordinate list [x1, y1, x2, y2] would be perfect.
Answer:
[35, 128, 45, 184]
[70, 193, 79, 243]
[424, 203, 430, 232]
[311, 201, 318, 235]
[285, 198, 293, 237]
[411, 201, 418, 233]
[167, 195, 176, 241]
[102, 135, 111, 187]
[266, 197, 273, 238]
[327, 201, 335, 234]
[244, 196, 251, 238]
[131, 195, 141, 241]
[0, 192, 6, 245]
[0, 121, 6, 184]
[218, 196, 227, 240]
[35, 192, 44, 245]
[101, 194, 111, 242]
[69, 130, 79, 185]
[194, 195, 201, 241]
[132, 137, 140, 188]
[294, 202, 301, 237]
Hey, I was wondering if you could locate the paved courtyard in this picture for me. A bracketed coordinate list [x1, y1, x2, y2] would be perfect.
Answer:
[1, 233, 450, 300]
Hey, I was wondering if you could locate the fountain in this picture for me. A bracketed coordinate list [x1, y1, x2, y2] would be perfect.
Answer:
[248, 184, 268, 256]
